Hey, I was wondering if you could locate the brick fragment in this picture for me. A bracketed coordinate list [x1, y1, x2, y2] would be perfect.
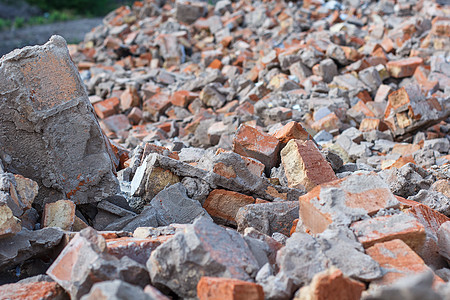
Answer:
[197, 277, 264, 300]
[43, 200, 75, 231]
[273, 121, 313, 145]
[281, 139, 337, 191]
[295, 267, 365, 300]
[310, 112, 341, 133]
[93, 97, 120, 119]
[0, 281, 67, 300]
[298, 172, 399, 234]
[0, 203, 21, 238]
[351, 213, 426, 250]
[203, 189, 255, 226]
[106, 236, 173, 264]
[233, 124, 281, 172]
[366, 239, 444, 287]
[387, 57, 423, 78]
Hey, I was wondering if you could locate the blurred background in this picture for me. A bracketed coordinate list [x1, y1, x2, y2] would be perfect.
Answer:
[0, 0, 132, 55]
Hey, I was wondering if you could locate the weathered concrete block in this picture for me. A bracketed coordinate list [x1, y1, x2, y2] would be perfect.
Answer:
[150, 183, 210, 226]
[80, 280, 152, 300]
[437, 221, 450, 264]
[0, 36, 119, 210]
[147, 217, 259, 298]
[236, 201, 299, 237]
[0, 227, 64, 271]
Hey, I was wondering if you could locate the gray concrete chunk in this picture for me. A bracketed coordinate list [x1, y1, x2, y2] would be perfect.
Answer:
[0, 36, 118, 210]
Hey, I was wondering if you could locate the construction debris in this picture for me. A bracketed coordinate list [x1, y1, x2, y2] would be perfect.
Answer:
[0, 0, 449, 298]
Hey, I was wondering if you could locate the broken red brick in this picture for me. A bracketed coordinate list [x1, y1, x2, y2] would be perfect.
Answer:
[106, 236, 173, 265]
[387, 57, 423, 78]
[296, 267, 365, 300]
[310, 112, 342, 133]
[203, 189, 255, 225]
[366, 239, 444, 287]
[0, 281, 67, 300]
[298, 172, 399, 234]
[281, 139, 337, 191]
[93, 97, 120, 119]
[273, 121, 312, 145]
[197, 277, 264, 300]
[120, 86, 140, 110]
[351, 214, 426, 250]
[233, 124, 281, 172]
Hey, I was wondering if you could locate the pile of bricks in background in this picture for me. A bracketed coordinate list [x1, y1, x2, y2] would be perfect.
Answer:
[0, 0, 449, 299]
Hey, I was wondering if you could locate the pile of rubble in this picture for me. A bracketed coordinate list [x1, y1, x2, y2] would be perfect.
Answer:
[0, 0, 449, 299]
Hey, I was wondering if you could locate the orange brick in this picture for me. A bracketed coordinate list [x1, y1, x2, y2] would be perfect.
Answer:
[203, 189, 255, 225]
[281, 139, 337, 191]
[351, 214, 426, 249]
[387, 57, 423, 78]
[310, 112, 341, 133]
[197, 277, 264, 300]
[355, 90, 372, 103]
[233, 124, 281, 172]
[290, 219, 299, 236]
[208, 59, 223, 70]
[143, 92, 172, 118]
[93, 97, 120, 119]
[0, 281, 67, 300]
[273, 121, 312, 145]
[142, 143, 179, 160]
[374, 85, 392, 102]
[127, 107, 143, 125]
[397, 197, 450, 236]
[120, 86, 140, 110]
[381, 38, 394, 53]
[299, 172, 399, 234]
[359, 118, 388, 132]
[296, 268, 365, 300]
[170, 90, 198, 107]
[351, 101, 376, 118]
[366, 239, 444, 287]
[381, 155, 416, 170]
[384, 85, 423, 119]
[391, 143, 421, 156]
